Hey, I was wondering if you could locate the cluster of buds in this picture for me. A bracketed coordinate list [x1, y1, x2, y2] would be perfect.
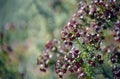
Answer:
[37, 39, 71, 72]
[37, 0, 120, 79]
[55, 47, 81, 78]
[37, 53, 52, 72]
[114, 21, 120, 41]
[37, 40, 57, 72]
[110, 48, 120, 64]
[112, 65, 120, 78]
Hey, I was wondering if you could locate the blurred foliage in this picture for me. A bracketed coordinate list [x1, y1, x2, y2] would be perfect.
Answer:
[0, 0, 79, 79]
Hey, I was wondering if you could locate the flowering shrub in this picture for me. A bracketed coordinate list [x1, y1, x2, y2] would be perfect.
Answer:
[37, 0, 120, 79]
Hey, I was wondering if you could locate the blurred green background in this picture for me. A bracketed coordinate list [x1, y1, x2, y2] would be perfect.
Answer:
[0, 0, 79, 79]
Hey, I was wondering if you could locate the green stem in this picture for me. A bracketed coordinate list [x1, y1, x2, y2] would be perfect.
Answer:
[101, 65, 113, 79]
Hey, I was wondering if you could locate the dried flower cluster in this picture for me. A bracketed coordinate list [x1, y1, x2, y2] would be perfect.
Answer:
[37, 0, 120, 79]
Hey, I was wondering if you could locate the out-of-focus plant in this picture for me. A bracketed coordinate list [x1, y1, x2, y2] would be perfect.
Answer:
[0, 23, 27, 79]
[37, 0, 120, 79]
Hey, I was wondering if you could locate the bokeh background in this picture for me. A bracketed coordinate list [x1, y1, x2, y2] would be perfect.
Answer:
[0, 0, 80, 79]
